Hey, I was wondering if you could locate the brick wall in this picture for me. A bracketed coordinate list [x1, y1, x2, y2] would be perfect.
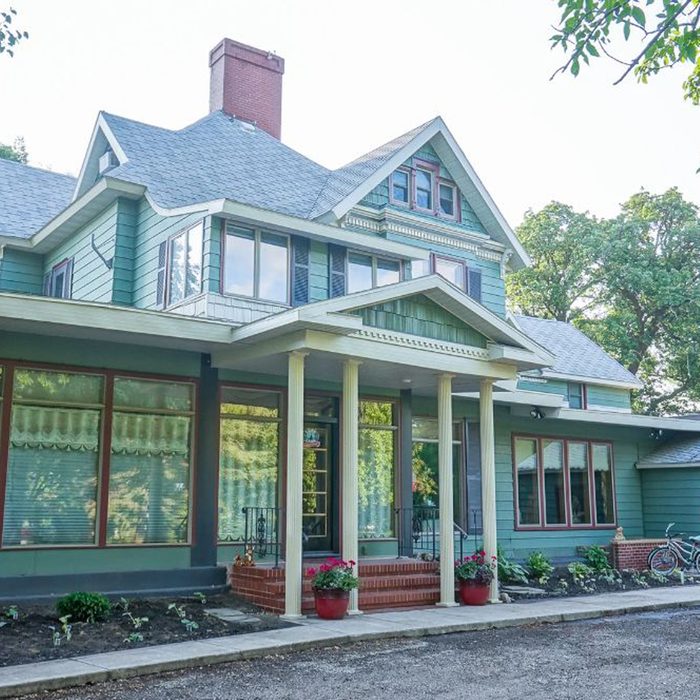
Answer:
[610, 538, 666, 571]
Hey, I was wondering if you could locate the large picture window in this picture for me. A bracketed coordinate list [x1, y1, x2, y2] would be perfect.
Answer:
[358, 401, 397, 539]
[168, 222, 203, 306]
[2, 369, 104, 546]
[218, 387, 282, 543]
[513, 435, 616, 529]
[224, 224, 289, 303]
[107, 378, 194, 545]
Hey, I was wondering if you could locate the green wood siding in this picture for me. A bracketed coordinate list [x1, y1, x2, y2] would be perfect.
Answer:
[587, 385, 632, 410]
[0, 248, 43, 294]
[205, 216, 222, 293]
[642, 468, 700, 539]
[132, 199, 206, 309]
[350, 294, 489, 347]
[517, 378, 568, 397]
[309, 239, 329, 302]
[112, 198, 137, 305]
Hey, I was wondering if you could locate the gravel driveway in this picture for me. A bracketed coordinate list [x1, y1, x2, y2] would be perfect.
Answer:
[24, 608, 698, 699]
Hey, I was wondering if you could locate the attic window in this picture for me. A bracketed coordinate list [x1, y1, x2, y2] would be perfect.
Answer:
[438, 182, 456, 218]
[391, 169, 410, 204]
[415, 168, 433, 210]
[387, 162, 461, 222]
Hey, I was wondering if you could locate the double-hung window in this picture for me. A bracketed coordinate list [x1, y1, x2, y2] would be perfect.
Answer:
[415, 168, 433, 210]
[45, 259, 73, 299]
[388, 161, 461, 221]
[167, 222, 203, 306]
[567, 382, 586, 409]
[391, 169, 410, 205]
[434, 256, 466, 290]
[347, 253, 401, 293]
[224, 224, 289, 304]
[514, 435, 616, 529]
[438, 182, 457, 218]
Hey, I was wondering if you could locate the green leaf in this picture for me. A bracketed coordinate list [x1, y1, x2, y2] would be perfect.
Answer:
[631, 5, 646, 27]
[572, 58, 580, 75]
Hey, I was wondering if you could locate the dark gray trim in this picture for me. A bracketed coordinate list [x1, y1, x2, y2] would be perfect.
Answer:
[191, 353, 220, 567]
[399, 389, 413, 555]
[0, 566, 227, 604]
[466, 422, 483, 535]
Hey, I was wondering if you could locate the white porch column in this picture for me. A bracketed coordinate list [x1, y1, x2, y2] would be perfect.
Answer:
[437, 373, 457, 607]
[479, 378, 499, 603]
[284, 351, 307, 619]
[341, 358, 362, 614]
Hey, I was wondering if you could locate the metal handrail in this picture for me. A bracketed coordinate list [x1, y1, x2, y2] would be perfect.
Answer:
[242, 506, 281, 568]
[395, 506, 475, 561]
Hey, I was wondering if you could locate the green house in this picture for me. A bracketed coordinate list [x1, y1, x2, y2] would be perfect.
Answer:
[0, 38, 696, 613]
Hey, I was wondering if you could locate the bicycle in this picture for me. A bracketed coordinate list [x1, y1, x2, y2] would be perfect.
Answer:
[647, 522, 700, 576]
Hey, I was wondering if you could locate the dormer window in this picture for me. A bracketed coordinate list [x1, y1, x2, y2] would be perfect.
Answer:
[44, 259, 73, 299]
[415, 168, 433, 210]
[391, 169, 410, 204]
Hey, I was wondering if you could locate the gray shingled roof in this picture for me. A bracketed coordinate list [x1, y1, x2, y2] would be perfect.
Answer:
[638, 435, 700, 467]
[0, 159, 75, 238]
[515, 315, 643, 387]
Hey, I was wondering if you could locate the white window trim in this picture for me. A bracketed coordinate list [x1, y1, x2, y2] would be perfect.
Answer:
[346, 251, 403, 292]
[166, 221, 204, 307]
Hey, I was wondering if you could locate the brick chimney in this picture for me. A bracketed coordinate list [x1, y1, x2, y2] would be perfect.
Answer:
[209, 38, 285, 139]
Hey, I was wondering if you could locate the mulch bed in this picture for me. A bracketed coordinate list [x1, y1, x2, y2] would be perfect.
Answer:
[0, 593, 290, 668]
[504, 566, 699, 601]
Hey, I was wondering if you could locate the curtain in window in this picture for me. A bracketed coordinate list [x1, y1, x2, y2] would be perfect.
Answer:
[3, 406, 100, 546]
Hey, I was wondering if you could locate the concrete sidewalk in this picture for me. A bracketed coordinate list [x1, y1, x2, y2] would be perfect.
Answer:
[2, 586, 700, 698]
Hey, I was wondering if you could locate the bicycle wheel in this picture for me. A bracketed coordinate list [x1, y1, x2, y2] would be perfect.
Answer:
[648, 547, 678, 576]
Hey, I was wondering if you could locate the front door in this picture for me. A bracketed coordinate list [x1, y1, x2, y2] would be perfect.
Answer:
[302, 421, 337, 553]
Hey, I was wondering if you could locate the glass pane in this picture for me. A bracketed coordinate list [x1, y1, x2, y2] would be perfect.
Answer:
[392, 170, 409, 202]
[218, 416, 279, 542]
[258, 232, 289, 303]
[568, 442, 592, 524]
[347, 253, 373, 293]
[359, 427, 395, 538]
[225, 228, 255, 297]
[304, 396, 337, 418]
[51, 270, 66, 298]
[412, 441, 438, 508]
[439, 184, 455, 216]
[185, 222, 203, 297]
[568, 383, 583, 409]
[434, 257, 465, 290]
[543, 439, 566, 525]
[168, 231, 187, 305]
[221, 388, 280, 418]
[3, 405, 99, 545]
[113, 378, 193, 413]
[592, 444, 615, 524]
[415, 169, 432, 209]
[107, 413, 191, 544]
[13, 369, 103, 405]
[376, 258, 401, 287]
[410, 259, 430, 279]
[515, 438, 540, 525]
[360, 401, 394, 426]
[412, 417, 461, 442]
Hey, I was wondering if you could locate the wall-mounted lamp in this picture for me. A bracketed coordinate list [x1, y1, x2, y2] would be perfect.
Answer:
[530, 407, 544, 420]
[650, 429, 664, 440]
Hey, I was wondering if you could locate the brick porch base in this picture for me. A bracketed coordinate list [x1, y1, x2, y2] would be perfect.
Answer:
[229, 559, 441, 614]
[610, 539, 666, 571]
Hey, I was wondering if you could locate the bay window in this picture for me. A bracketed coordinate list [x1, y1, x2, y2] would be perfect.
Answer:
[224, 224, 289, 304]
[514, 435, 615, 529]
[347, 253, 401, 293]
[168, 222, 203, 305]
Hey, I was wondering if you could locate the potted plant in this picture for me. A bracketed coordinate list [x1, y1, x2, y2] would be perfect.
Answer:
[306, 558, 359, 619]
[454, 550, 496, 605]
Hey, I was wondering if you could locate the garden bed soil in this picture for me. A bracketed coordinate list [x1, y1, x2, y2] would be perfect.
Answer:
[0, 593, 290, 668]
[504, 566, 700, 601]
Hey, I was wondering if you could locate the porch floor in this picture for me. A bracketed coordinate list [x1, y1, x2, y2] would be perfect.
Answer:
[229, 558, 441, 613]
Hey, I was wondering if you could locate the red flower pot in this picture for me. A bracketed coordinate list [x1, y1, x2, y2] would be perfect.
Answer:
[313, 588, 350, 619]
[458, 579, 490, 606]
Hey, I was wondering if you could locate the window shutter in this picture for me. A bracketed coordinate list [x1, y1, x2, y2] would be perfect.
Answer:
[328, 245, 347, 298]
[156, 241, 167, 308]
[42, 273, 51, 296]
[290, 236, 310, 307]
[467, 268, 482, 304]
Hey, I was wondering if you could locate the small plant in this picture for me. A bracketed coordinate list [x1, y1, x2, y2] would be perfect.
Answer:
[526, 551, 554, 584]
[168, 602, 199, 633]
[630, 570, 650, 588]
[568, 561, 596, 591]
[455, 551, 497, 585]
[49, 615, 73, 647]
[115, 597, 130, 613]
[123, 612, 149, 630]
[57, 592, 111, 623]
[124, 632, 144, 644]
[193, 591, 207, 605]
[181, 618, 199, 633]
[582, 545, 612, 574]
[647, 569, 669, 584]
[556, 578, 569, 594]
[497, 546, 529, 584]
[306, 559, 359, 591]
[2, 605, 19, 621]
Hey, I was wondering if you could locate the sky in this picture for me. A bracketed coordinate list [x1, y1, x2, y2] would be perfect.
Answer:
[0, 0, 698, 227]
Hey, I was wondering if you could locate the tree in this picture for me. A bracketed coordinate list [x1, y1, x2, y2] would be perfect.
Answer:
[506, 203, 602, 322]
[0, 7, 27, 57]
[0, 136, 28, 164]
[508, 189, 700, 415]
[551, 0, 700, 104]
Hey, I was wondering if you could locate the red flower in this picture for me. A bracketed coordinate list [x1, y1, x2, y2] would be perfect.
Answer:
[307, 568, 317, 576]
[349, 560, 356, 566]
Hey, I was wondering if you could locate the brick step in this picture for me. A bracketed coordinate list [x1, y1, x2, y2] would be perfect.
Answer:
[359, 587, 441, 610]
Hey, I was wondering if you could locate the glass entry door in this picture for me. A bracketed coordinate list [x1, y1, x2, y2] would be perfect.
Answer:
[302, 422, 335, 552]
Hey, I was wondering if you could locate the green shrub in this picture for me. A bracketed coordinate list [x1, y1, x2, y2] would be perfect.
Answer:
[567, 561, 595, 585]
[56, 592, 111, 623]
[581, 545, 612, 574]
[497, 545, 529, 584]
[526, 551, 554, 583]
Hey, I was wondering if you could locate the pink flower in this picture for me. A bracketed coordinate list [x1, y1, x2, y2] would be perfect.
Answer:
[306, 568, 316, 576]
[349, 560, 356, 566]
